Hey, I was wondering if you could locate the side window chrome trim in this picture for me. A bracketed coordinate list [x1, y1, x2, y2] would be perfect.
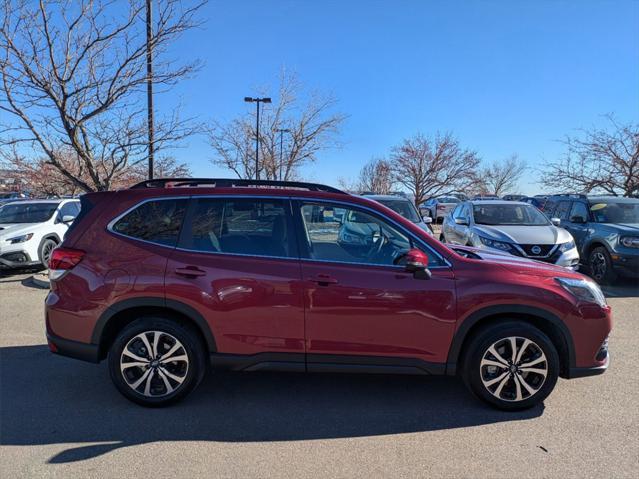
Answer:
[292, 196, 451, 269]
[106, 196, 191, 248]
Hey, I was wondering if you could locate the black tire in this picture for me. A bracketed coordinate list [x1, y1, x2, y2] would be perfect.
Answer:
[108, 317, 207, 407]
[461, 321, 559, 411]
[39, 238, 58, 268]
[588, 246, 617, 285]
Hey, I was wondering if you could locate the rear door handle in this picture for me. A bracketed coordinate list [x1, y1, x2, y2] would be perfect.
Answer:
[174, 266, 206, 277]
[308, 274, 338, 286]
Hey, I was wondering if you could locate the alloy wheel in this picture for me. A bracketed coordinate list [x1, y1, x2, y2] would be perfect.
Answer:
[590, 251, 607, 280]
[120, 331, 189, 397]
[41, 241, 55, 265]
[480, 336, 548, 402]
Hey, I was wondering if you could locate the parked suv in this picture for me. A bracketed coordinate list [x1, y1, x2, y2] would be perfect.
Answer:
[421, 196, 460, 223]
[0, 199, 80, 268]
[441, 200, 579, 269]
[46, 179, 611, 410]
[543, 194, 639, 283]
[362, 194, 433, 236]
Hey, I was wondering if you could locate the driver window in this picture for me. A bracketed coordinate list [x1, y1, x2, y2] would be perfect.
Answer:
[299, 202, 436, 267]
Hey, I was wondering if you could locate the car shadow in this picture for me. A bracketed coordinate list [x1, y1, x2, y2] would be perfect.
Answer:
[0, 344, 543, 464]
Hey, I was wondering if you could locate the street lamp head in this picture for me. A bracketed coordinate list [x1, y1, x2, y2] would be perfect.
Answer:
[262, 97, 272, 103]
[244, 97, 254, 102]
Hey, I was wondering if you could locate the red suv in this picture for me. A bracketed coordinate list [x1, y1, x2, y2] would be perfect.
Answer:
[45, 179, 611, 410]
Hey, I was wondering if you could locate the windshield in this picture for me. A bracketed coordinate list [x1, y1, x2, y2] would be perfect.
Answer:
[473, 204, 549, 226]
[590, 202, 639, 223]
[438, 197, 460, 204]
[0, 203, 58, 224]
[378, 199, 421, 222]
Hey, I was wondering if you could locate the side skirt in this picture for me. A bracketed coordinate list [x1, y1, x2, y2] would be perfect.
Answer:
[210, 352, 446, 376]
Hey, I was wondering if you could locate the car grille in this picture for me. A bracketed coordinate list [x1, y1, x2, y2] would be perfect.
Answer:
[519, 244, 555, 257]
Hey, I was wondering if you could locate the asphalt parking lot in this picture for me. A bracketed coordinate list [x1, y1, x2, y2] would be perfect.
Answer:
[0, 269, 637, 479]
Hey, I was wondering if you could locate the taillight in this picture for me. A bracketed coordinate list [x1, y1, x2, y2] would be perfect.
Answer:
[48, 247, 85, 280]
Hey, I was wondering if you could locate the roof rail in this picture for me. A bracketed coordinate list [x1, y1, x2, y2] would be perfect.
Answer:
[129, 177, 346, 194]
[549, 193, 588, 199]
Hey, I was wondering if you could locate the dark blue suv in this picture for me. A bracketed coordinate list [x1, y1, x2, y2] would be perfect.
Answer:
[543, 195, 639, 283]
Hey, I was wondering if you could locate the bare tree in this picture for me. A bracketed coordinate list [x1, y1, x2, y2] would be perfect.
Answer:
[208, 72, 346, 181]
[0, 0, 204, 192]
[389, 132, 481, 206]
[354, 158, 394, 193]
[541, 116, 639, 197]
[4, 149, 190, 196]
[478, 155, 526, 196]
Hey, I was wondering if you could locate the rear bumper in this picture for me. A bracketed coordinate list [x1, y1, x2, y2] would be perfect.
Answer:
[46, 332, 100, 363]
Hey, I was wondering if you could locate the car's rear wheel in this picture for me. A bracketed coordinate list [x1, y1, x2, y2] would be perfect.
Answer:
[39, 238, 57, 268]
[462, 322, 559, 411]
[108, 317, 206, 407]
[588, 246, 617, 284]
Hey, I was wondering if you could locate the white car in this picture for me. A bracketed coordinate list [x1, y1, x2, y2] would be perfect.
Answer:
[0, 199, 80, 269]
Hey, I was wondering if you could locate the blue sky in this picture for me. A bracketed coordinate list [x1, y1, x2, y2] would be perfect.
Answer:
[160, 0, 639, 195]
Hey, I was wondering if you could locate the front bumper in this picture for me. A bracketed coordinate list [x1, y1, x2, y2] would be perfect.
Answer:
[0, 250, 37, 268]
[611, 253, 639, 278]
[568, 354, 609, 378]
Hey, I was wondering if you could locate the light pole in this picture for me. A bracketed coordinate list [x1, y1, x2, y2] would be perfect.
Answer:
[146, 0, 154, 180]
[244, 97, 271, 180]
[275, 128, 291, 181]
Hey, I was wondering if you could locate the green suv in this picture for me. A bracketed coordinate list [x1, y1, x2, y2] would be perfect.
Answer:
[543, 195, 639, 283]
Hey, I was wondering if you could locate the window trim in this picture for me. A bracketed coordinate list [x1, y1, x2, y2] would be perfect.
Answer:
[107, 194, 451, 269]
[291, 197, 450, 270]
[106, 196, 191, 248]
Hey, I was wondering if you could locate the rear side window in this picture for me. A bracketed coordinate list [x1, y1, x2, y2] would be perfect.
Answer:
[183, 198, 293, 258]
[112, 199, 188, 246]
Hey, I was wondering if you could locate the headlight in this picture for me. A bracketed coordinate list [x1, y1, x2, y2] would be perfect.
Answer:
[478, 236, 513, 252]
[6, 233, 33, 244]
[555, 277, 607, 308]
[559, 240, 576, 252]
[620, 236, 639, 248]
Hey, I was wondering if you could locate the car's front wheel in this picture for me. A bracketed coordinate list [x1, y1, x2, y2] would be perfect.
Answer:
[588, 246, 617, 284]
[39, 238, 57, 268]
[462, 322, 559, 411]
[108, 317, 206, 407]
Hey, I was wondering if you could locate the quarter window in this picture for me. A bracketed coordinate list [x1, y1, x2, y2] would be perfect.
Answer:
[185, 198, 292, 258]
[299, 202, 440, 267]
[112, 199, 188, 246]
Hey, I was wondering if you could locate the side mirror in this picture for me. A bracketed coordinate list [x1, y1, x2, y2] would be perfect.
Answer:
[550, 217, 561, 226]
[570, 215, 586, 224]
[422, 216, 433, 224]
[403, 248, 431, 280]
[62, 215, 76, 224]
[454, 217, 468, 226]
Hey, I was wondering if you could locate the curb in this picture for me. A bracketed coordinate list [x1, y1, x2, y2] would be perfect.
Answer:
[30, 273, 50, 289]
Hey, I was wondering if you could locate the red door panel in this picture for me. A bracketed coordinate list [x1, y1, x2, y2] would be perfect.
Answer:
[166, 252, 305, 355]
[301, 261, 457, 364]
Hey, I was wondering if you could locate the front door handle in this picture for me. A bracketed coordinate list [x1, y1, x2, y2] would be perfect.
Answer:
[175, 266, 206, 277]
[308, 274, 338, 286]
